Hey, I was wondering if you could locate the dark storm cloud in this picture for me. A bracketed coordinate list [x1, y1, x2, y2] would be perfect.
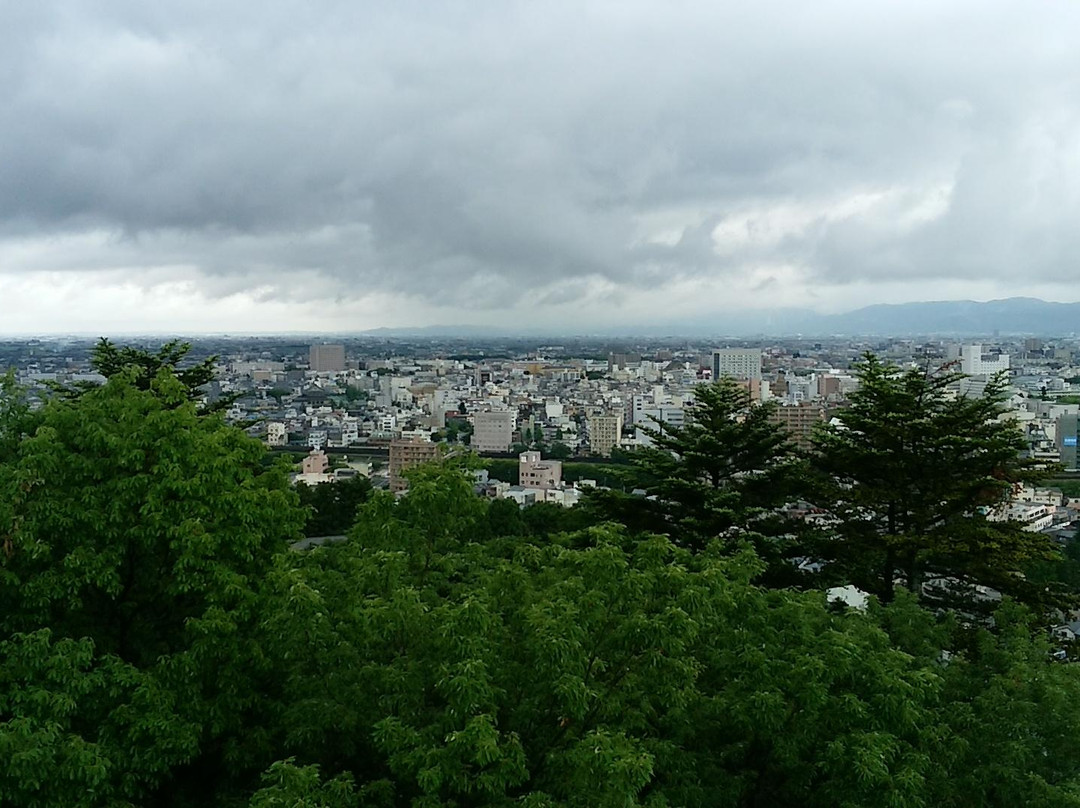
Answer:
[2, 1, 1080, 309]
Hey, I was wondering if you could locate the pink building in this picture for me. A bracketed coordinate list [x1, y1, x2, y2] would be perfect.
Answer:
[302, 449, 329, 475]
[519, 451, 562, 489]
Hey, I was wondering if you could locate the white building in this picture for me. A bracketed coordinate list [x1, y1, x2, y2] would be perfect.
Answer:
[634, 405, 685, 448]
[266, 422, 287, 446]
[961, 344, 1010, 377]
[473, 410, 515, 454]
[712, 348, 762, 381]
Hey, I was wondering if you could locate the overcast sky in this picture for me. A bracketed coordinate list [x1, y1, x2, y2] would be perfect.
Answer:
[2, 1, 1080, 333]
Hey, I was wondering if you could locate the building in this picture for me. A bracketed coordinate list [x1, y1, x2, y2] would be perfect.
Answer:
[389, 438, 441, 492]
[302, 449, 329, 475]
[588, 413, 623, 457]
[519, 451, 562, 489]
[633, 405, 685, 448]
[472, 410, 515, 454]
[712, 348, 762, 381]
[309, 344, 346, 373]
[1057, 413, 1079, 471]
[960, 344, 1009, 377]
[266, 422, 287, 446]
[769, 402, 827, 450]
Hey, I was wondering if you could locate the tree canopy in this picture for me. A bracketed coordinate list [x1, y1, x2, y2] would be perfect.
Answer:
[584, 379, 805, 582]
[810, 353, 1063, 611]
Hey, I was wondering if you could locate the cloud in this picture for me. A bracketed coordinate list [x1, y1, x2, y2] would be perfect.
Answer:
[2, 1, 1080, 331]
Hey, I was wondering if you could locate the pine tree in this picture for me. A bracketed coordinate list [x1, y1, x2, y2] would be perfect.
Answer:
[810, 353, 1062, 610]
[586, 379, 804, 570]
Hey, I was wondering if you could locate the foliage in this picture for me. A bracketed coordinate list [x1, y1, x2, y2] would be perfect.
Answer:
[549, 442, 573, 460]
[810, 354, 1063, 610]
[0, 371, 305, 806]
[91, 338, 218, 398]
[585, 379, 804, 577]
[295, 475, 374, 537]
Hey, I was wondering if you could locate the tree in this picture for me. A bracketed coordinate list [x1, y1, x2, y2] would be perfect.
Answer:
[91, 338, 217, 398]
[343, 385, 368, 404]
[0, 370, 306, 805]
[268, 386, 292, 405]
[295, 475, 374, 537]
[586, 379, 803, 566]
[810, 354, 1062, 610]
[254, 466, 969, 808]
[549, 441, 573, 460]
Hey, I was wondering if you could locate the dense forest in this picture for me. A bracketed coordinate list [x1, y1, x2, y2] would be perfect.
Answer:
[3, 347, 1080, 807]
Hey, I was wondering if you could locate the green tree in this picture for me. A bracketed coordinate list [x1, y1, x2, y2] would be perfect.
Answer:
[549, 441, 573, 460]
[0, 370, 306, 806]
[810, 354, 1062, 610]
[268, 386, 293, 405]
[586, 379, 802, 566]
[91, 338, 217, 398]
[256, 465, 968, 808]
[295, 475, 374, 537]
[344, 385, 368, 404]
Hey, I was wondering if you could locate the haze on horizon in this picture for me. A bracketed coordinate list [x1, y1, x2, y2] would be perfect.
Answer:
[2, 1, 1080, 335]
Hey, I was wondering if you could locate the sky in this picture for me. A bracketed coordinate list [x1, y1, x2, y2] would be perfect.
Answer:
[3, 1, 1080, 334]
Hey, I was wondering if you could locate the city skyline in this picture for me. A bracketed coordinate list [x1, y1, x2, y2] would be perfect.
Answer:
[3, 2, 1080, 333]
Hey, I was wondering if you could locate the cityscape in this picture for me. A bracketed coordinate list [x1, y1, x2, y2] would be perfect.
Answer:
[6, 331, 1080, 503]
[7, 0, 1080, 804]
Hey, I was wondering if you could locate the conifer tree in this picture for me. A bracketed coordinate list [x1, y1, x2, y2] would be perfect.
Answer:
[810, 353, 1062, 610]
[586, 378, 804, 571]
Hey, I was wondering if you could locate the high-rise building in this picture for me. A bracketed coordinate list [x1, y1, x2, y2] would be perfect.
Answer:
[712, 348, 762, 381]
[389, 438, 441, 492]
[309, 344, 346, 372]
[472, 410, 515, 454]
[588, 413, 623, 457]
[1057, 414, 1079, 471]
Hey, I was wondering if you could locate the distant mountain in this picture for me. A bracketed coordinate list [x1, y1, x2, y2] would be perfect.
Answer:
[359, 298, 1080, 338]
[816, 297, 1080, 336]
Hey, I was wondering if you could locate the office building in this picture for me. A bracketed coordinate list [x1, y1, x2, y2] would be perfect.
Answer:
[309, 344, 346, 373]
[472, 410, 515, 454]
[1057, 414, 1079, 471]
[960, 344, 1009, 377]
[712, 348, 762, 381]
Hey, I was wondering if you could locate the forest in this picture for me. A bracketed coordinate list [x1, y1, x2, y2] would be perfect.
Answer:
[3, 346, 1080, 807]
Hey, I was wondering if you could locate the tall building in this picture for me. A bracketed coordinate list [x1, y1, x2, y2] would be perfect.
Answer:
[960, 344, 1009, 377]
[389, 438, 441, 492]
[1057, 414, 1079, 471]
[712, 348, 762, 381]
[588, 413, 623, 457]
[309, 344, 346, 372]
[472, 410, 515, 454]
[519, 451, 562, 489]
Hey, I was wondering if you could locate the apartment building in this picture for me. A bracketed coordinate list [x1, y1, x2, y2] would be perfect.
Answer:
[389, 438, 441, 492]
